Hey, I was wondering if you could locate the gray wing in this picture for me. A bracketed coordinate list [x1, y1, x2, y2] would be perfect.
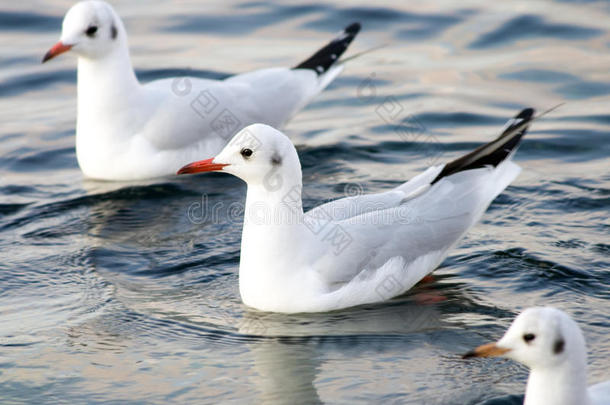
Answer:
[139, 68, 320, 151]
[589, 380, 610, 405]
[306, 165, 444, 222]
[310, 161, 520, 287]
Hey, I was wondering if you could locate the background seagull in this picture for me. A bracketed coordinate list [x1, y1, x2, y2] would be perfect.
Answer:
[177, 108, 537, 313]
[42, 0, 360, 180]
[463, 307, 610, 405]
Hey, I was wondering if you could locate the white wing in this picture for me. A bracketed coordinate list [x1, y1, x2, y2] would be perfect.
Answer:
[589, 380, 610, 405]
[134, 20, 360, 153]
[307, 165, 444, 222]
[311, 159, 521, 292]
[139, 67, 324, 152]
[75, 22, 360, 179]
[306, 108, 536, 309]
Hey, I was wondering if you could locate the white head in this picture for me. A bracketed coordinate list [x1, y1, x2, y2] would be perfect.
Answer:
[43, 1, 125, 63]
[464, 307, 588, 371]
[177, 124, 302, 192]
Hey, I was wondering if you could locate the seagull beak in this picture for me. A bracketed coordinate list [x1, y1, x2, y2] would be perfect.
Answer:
[177, 158, 229, 175]
[42, 41, 73, 63]
[462, 342, 511, 359]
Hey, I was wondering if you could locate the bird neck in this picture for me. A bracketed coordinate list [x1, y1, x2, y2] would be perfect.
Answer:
[76, 42, 141, 119]
[243, 179, 305, 232]
[240, 178, 306, 263]
[238, 179, 308, 309]
[525, 361, 591, 405]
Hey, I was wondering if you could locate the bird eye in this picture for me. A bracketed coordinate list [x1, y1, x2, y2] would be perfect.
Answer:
[240, 148, 253, 158]
[523, 333, 536, 343]
[85, 26, 98, 37]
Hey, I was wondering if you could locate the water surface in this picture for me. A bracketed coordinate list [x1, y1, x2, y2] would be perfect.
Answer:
[1, 0, 609, 404]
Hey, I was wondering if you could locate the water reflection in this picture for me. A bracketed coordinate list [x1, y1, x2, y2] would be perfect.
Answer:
[1, 0, 609, 403]
[250, 340, 322, 404]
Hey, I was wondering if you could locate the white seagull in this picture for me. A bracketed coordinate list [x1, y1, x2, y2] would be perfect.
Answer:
[42, 0, 360, 181]
[463, 307, 610, 405]
[177, 108, 537, 313]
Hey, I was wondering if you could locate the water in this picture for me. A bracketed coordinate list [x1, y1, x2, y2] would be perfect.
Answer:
[1, 1, 609, 403]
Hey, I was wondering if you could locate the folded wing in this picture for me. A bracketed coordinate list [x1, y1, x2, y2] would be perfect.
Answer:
[308, 108, 535, 296]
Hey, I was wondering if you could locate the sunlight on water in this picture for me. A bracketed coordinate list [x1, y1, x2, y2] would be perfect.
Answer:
[1, 0, 609, 403]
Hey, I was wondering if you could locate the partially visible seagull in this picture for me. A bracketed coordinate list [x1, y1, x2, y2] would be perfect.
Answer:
[42, 0, 361, 180]
[463, 307, 610, 405]
[177, 108, 537, 313]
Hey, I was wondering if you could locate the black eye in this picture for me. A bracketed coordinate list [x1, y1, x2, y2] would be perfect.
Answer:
[523, 333, 536, 343]
[240, 148, 253, 158]
[85, 26, 98, 37]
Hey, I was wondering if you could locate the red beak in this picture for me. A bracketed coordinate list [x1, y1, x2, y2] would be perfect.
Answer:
[42, 41, 73, 63]
[177, 158, 229, 175]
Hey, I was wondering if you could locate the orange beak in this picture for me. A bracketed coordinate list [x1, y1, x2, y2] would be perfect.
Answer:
[462, 342, 511, 359]
[177, 158, 229, 175]
[42, 41, 73, 63]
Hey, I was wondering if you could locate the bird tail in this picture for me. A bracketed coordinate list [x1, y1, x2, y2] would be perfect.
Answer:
[430, 106, 560, 185]
[293, 22, 361, 75]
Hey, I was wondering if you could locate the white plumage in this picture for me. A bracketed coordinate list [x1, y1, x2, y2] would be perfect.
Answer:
[43, 0, 360, 180]
[177, 108, 536, 313]
[464, 307, 610, 405]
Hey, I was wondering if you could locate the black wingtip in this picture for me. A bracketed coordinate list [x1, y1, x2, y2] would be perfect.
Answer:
[293, 22, 361, 75]
[517, 108, 534, 119]
[498, 108, 535, 139]
[431, 107, 536, 185]
[344, 22, 361, 36]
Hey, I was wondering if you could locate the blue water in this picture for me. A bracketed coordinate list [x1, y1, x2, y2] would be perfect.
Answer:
[1, 1, 609, 404]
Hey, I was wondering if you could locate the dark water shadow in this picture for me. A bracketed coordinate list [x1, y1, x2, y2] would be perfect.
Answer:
[470, 14, 603, 49]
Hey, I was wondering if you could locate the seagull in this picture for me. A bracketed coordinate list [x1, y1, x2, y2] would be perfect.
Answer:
[463, 307, 610, 405]
[177, 108, 538, 313]
[42, 0, 361, 181]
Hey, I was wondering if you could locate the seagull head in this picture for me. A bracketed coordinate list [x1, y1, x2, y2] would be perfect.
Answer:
[43, 0, 123, 63]
[177, 124, 302, 190]
[463, 307, 587, 371]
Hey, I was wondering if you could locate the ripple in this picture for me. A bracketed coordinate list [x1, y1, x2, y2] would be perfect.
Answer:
[0, 11, 61, 32]
[555, 80, 610, 100]
[0, 68, 232, 98]
[470, 14, 603, 49]
[135, 68, 231, 83]
[7, 147, 76, 172]
[1, 182, 196, 232]
[301, 5, 467, 39]
[164, 4, 327, 35]
[414, 111, 506, 129]
[1, 1, 610, 403]
[480, 394, 525, 405]
[461, 247, 608, 297]
[0, 70, 75, 97]
[499, 69, 579, 83]
[0, 203, 29, 217]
